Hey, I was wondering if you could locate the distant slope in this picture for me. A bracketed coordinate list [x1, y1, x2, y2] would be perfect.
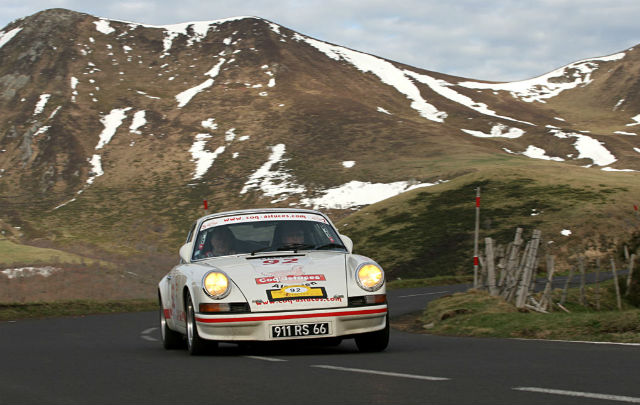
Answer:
[0, 9, 639, 300]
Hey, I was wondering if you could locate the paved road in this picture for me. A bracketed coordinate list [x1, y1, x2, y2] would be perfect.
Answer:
[1, 285, 639, 404]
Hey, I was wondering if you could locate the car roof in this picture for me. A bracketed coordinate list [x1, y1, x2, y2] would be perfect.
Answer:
[196, 208, 330, 223]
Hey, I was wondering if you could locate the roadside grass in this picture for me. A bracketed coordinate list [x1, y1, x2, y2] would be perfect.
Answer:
[0, 299, 157, 321]
[337, 164, 638, 280]
[413, 281, 640, 343]
[0, 238, 106, 267]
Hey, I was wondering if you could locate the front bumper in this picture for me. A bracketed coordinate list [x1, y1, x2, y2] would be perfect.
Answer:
[194, 305, 387, 341]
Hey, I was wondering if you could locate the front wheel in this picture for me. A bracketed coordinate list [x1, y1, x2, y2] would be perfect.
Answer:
[160, 306, 184, 350]
[355, 314, 389, 352]
[185, 292, 217, 355]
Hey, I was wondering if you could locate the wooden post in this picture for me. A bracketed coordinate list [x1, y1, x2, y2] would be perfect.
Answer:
[473, 187, 481, 289]
[611, 258, 622, 311]
[501, 229, 523, 299]
[496, 244, 507, 289]
[516, 230, 541, 309]
[595, 257, 601, 311]
[626, 253, 636, 296]
[579, 255, 586, 307]
[506, 239, 530, 303]
[541, 254, 555, 311]
[560, 266, 574, 306]
[485, 237, 498, 296]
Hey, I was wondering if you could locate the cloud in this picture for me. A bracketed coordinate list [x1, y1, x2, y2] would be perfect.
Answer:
[1, 0, 639, 81]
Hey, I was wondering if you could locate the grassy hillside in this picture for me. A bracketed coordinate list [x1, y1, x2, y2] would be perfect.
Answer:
[336, 155, 640, 279]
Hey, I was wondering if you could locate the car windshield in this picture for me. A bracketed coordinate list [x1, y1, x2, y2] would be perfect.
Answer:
[192, 213, 346, 260]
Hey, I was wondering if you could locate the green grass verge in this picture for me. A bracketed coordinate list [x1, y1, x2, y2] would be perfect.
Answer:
[0, 299, 157, 321]
[0, 238, 103, 267]
[416, 282, 640, 343]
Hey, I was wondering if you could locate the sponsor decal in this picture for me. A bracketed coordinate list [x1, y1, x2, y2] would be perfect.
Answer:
[267, 285, 327, 301]
[201, 212, 327, 230]
[255, 297, 344, 306]
[255, 274, 326, 284]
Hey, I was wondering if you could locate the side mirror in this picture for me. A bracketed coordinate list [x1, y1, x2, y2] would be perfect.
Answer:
[179, 243, 192, 263]
[339, 234, 353, 253]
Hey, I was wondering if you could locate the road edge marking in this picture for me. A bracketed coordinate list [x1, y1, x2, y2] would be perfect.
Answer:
[311, 365, 449, 381]
[514, 387, 640, 403]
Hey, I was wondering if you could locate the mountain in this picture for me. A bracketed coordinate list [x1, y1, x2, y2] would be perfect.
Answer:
[1, 9, 639, 300]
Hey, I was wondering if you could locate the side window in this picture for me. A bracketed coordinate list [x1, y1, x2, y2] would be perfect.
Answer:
[185, 222, 197, 243]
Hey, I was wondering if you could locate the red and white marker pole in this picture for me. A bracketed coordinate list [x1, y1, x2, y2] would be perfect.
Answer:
[203, 199, 208, 213]
[473, 187, 481, 288]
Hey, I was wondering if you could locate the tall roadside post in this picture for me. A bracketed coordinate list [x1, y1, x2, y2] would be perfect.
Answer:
[473, 187, 481, 289]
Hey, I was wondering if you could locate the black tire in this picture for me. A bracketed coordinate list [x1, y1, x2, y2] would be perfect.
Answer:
[355, 314, 389, 353]
[160, 305, 184, 350]
[185, 292, 217, 355]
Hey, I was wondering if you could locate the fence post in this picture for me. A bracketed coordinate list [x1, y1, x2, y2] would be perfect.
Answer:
[541, 254, 555, 311]
[579, 255, 586, 307]
[611, 258, 622, 311]
[485, 237, 498, 296]
[516, 230, 541, 308]
[473, 187, 481, 288]
[502, 228, 523, 300]
[626, 253, 636, 296]
[560, 266, 574, 306]
[595, 257, 601, 311]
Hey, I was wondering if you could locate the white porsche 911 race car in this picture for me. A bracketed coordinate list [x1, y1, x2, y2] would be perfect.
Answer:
[158, 208, 388, 355]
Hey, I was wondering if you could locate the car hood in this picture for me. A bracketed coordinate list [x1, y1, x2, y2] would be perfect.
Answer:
[213, 251, 349, 312]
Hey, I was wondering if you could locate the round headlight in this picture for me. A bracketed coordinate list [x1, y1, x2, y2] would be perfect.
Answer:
[203, 271, 230, 299]
[356, 263, 384, 291]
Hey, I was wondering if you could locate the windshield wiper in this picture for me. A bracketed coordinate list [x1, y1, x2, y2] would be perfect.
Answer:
[314, 243, 347, 251]
[277, 243, 315, 253]
[250, 245, 276, 256]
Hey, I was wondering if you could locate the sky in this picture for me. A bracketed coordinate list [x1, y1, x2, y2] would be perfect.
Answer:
[1, 0, 640, 81]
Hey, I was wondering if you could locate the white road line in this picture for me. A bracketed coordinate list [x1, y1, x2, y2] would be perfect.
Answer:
[514, 338, 640, 347]
[311, 365, 449, 381]
[140, 327, 158, 341]
[244, 356, 287, 362]
[398, 291, 449, 298]
[514, 387, 640, 403]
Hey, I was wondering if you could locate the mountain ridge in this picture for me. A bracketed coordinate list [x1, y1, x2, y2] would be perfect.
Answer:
[1, 8, 639, 299]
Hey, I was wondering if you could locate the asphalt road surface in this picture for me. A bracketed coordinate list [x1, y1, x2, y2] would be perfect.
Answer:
[1, 284, 639, 405]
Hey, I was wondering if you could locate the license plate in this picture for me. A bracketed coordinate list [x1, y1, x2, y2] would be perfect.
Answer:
[271, 322, 330, 338]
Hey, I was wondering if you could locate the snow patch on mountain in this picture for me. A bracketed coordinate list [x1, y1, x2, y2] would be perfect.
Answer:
[522, 145, 564, 162]
[240, 144, 306, 202]
[176, 58, 225, 107]
[96, 108, 131, 149]
[33, 94, 50, 115]
[550, 129, 616, 166]
[405, 70, 533, 125]
[462, 124, 524, 138]
[293, 33, 447, 123]
[94, 19, 115, 35]
[626, 114, 640, 127]
[300, 180, 442, 209]
[458, 52, 626, 103]
[129, 110, 146, 134]
[1, 266, 61, 279]
[190, 134, 225, 180]
[0, 27, 22, 49]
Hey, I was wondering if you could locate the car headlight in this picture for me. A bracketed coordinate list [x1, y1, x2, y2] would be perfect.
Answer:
[356, 263, 384, 291]
[202, 271, 231, 299]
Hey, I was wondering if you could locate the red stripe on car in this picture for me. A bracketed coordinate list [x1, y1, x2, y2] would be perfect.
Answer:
[196, 307, 387, 324]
